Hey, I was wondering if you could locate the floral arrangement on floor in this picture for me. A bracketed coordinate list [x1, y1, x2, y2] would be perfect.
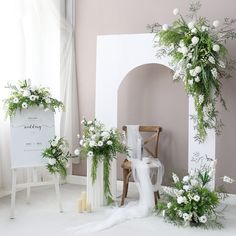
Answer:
[156, 162, 235, 229]
[75, 118, 128, 204]
[4, 79, 64, 117]
[147, 2, 236, 142]
[42, 137, 71, 178]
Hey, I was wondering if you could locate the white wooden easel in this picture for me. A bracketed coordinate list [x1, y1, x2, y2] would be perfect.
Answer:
[10, 167, 63, 219]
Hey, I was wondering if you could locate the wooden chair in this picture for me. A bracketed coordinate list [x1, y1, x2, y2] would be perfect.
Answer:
[120, 125, 162, 206]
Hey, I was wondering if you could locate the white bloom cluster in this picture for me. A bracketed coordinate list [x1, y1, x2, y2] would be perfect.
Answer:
[223, 176, 235, 183]
[211, 68, 218, 78]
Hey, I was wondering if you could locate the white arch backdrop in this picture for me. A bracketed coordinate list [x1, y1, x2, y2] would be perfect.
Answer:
[87, 33, 215, 208]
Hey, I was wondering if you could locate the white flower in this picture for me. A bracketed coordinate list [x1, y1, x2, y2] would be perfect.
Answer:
[23, 90, 31, 97]
[162, 210, 166, 217]
[213, 44, 220, 52]
[178, 190, 184, 195]
[201, 25, 208, 32]
[213, 20, 220, 28]
[199, 215, 207, 223]
[51, 140, 58, 147]
[189, 69, 196, 77]
[183, 213, 190, 221]
[173, 73, 179, 80]
[178, 210, 183, 217]
[45, 98, 51, 104]
[199, 95, 204, 104]
[190, 179, 198, 186]
[183, 176, 190, 182]
[191, 36, 199, 45]
[89, 140, 96, 147]
[193, 195, 200, 202]
[48, 158, 56, 165]
[183, 185, 191, 191]
[195, 76, 200, 82]
[162, 24, 169, 31]
[87, 121, 92, 125]
[208, 56, 215, 64]
[74, 149, 80, 156]
[195, 66, 202, 74]
[177, 196, 184, 204]
[219, 60, 225, 68]
[173, 8, 179, 15]
[167, 202, 172, 208]
[79, 140, 84, 146]
[22, 102, 28, 109]
[188, 79, 193, 86]
[29, 95, 36, 101]
[107, 140, 113, 145]
[77, 134, 80, 139]
[91, 134, 97, 140]
[187, 63, 192, 69]
[101, 131, 109, 137]
[89, 127, 95, 132]
[211, 68, 218, 78]
[187, 53, 193, 59]
[13, 97, 19, 104]
[88, 151, 93, 157]
[81, 119, 85, 124]
[191, 28, 197, 34]
[188, 21, 195, 30]
[179, 40, 185, 47]
[98, 141, 103, 147]
[223, 176, 234, 183]
[172, 173, 179, 183]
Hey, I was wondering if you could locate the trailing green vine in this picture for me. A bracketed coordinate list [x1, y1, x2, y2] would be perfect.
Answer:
[75, 118, 128, 204]
[147, 2, 236, 142]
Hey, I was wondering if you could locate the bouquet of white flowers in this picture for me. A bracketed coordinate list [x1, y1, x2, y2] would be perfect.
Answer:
[4, 79, 64, 117]
[75, 118, 128, 204]
[156, 164, 234, 229]
[42, 137, 71, 178]
[148, 2, 236, 142]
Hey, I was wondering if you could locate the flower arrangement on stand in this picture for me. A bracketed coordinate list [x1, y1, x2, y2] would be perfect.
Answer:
[148, 2, 236, 142]
[75, 118, 128, 204]
[42, 136, 71, 178]
[156, 163, 235, 229]
[4, 79, 64, 117]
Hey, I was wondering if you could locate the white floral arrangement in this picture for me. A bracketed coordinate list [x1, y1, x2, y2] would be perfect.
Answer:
[156, 161, 235, 228]
[4, 79, 64, 117]
[42, 136, 71, 178]
[74, 118, 128, 204]
[148, 2, 236, 142]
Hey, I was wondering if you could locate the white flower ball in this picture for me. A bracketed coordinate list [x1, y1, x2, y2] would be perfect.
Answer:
[107, 140, 113, 145]
[191, 28, 197, 34]
[89, 126, 95, 132]
[183, 213, 190, 221]
[187, 53, 193, 59]
[191, 36, 199, 45]
[172, 173, 179, 183]
[74, 149, 80, 156]
[190, 179, 198, 186]
[87, 121, 92, 125]
[179, 40, 185, 47]
[13, 97, 19, 104]
[89, 140, 96, 147]
[208, 56, 215, 64]
[213, 44, 220, 52]
[48, 158, 56, 165]
[195, 76, 200, 82]
[177, 196, 184, 204]
[213, 20, 220, 28]
[81, 119, 85, 124]
[79, 140, 84, 146]
[211, 68, 218, 78]
[45, 98, 51, 104]
[29, 95, 36, 101]
[181, 46, 188, 55]
[195, 66, 202, 74]
[22, 102, 28, 109]
[183, 185, 191, 191]
[199, 95, 204, 104]
[77, 134, 80, 139]
[87, 151, 93, 157]
[98, 141, 103, 147]
[188, 79, 193, 86]
[199, 215, 207, 223]
[51, 140, 58, 147]
[188, 21, 195, 30]
[183, 176, 190, 182]
[187, 63, 192, 69]
[23, 90, 31, 97]
[219, 60, 225, 68]
[167, 202, 172, 208]
[193, 195, 200, 202]
[162, 24, 169, 31]
[201, 25, 208, 32]
[173, 8, 179, 15]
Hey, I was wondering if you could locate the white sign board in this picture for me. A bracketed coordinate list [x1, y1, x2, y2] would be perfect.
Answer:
[10, 107, 55, 168]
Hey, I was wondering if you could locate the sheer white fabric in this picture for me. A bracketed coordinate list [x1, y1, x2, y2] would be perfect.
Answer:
[69, 125, 164, 234]
[0, 0, 78, 193]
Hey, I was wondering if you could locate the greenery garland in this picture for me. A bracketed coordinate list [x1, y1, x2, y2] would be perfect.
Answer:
[4, 79, 64, 117]
[42, 136, 71, 178]
[75, 118, 128, 204]
[148, 2, 236, 142]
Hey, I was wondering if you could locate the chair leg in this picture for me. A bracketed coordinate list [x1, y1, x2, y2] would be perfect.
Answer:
[125, 170, 131, 197]
[121, 168, 129, 206]
[154, 190, 161, 205]
[157, 190, 160, 199]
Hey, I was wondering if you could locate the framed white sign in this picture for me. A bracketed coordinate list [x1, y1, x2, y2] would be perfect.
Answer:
[10, 107, 55, 168]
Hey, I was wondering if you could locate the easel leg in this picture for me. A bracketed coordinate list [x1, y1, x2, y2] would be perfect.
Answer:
[54, 174, 63, 213]
[10, 169, 17, 219]
[26, 168, 31, 204]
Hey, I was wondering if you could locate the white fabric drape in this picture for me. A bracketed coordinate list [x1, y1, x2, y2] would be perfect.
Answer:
[69, 126, 164, 234]
[0, 0, 78, 193]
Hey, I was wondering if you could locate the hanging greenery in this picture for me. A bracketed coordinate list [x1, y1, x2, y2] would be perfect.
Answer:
[147, 2, 236, 142]
[4, 79, 64, 117]
[75, 118, 128, 204]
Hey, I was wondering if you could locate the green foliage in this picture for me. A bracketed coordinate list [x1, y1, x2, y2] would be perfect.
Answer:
[42, 137, 71, 178]
[4, 79, 64, 118]
[148, 2, 236, 142]
[78, 118, 128, 204]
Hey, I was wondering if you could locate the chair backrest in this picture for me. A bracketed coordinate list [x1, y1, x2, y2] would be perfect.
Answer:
[122, 125, 162, 158]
